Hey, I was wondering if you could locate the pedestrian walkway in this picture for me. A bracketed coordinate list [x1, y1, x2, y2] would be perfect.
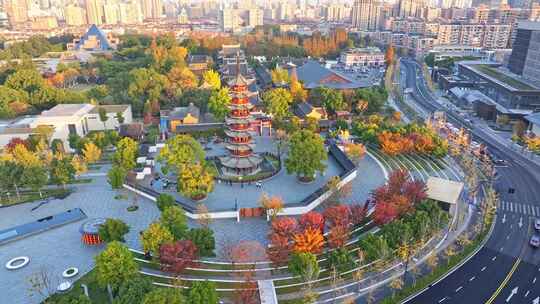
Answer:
[498, 201, 540, 217]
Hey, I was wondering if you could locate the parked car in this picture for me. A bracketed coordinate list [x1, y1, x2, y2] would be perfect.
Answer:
[530, 235, 540, 248]
[534, 218, 540, 231]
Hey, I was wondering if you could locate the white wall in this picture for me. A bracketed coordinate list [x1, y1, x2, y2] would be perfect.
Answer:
[86, 107, 133, 131]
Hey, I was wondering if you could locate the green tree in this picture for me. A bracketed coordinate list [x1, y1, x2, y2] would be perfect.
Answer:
[140, 222, 174, 256]
[21, 165, 48, 198]
[98, 218, 130, 243]
[142, 288, 184, 304]
[327, 248, 355, 273]
[208, 87, 231, 121]
[186, 281, 218, 304]
[0, 85, 28, 118]
[114, 276, 154, 304]
[0, 161, 23, 199]
[156, 193, 175, 211]
[87, 84, 109, 101]
[202, 69, 221, 90]
[263, 88, 293, 120]
[94, 241, 139, 291]
[113, 137, 138, 170]
[52, 294, 92, 304]
[107, 166, 126, 189]
[288, 252, 320, 289]
[116, 111, 125, 124]
[50, 157, 75, 188]
[51, 139, 65, 154]
[160, 206, 189, 240]
[187, 228, 215, 257]
[98, 107, 108, 130]
[285, 130, 327, 181]
[128, 68, 168, 113]
[158, 135, 205, 173]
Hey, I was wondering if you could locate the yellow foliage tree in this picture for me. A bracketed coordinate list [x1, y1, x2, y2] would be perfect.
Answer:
[525, 136, 540, 153]
[177, 163, 214, 200]
[12, 144, 40, 167]
[82, 142, 102, 164]
[271, 66, 290, 85]
[290, 79, 307, 102]
[293, 227, 324, 254]
[71, 155, 88, 176]
[344, 142, 366, 163]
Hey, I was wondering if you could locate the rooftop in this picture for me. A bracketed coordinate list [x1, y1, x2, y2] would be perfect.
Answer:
[426, 177, 464, 205]
[40, 104, 94, 117]
[89, 104, 129, 114]
[296, 60, 366, 90]
[466, 64, 538, 91]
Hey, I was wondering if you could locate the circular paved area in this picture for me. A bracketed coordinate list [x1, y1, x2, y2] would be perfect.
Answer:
[0, 150, 385, 304]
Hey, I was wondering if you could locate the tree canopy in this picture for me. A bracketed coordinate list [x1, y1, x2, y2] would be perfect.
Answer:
[285, 130, 327, 180]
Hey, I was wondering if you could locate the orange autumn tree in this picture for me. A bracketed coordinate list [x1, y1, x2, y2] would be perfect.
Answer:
[327, 225, 349, 248]
[260, 193, 284, 220]
[344, 142, 366, 164]
[293, 227, 324, 254]
[378, 131, 413, 156]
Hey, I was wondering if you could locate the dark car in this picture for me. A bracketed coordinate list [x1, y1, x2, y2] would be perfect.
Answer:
[534, 218, 540, 231]
[530, 235, 540, 248]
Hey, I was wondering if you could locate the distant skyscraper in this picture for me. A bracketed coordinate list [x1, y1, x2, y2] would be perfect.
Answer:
[65, 4, 87, 25]
[142, 0, 162, 19]
[85, 0, 103, 25]
[248, 8, 263, 27]
[178, 7, 188, 23]
[509, 21, 540, 84]
[103, 3, 120, 24]
[119, 1, 142, 24]
[220, 8, 239, 32]
[5, 0, 29, 26]
[351, 0, 378, 31]
[397, 0, 424, 18]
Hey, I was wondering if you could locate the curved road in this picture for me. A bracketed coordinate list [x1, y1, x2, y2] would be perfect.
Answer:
[401, 59, 540, 304]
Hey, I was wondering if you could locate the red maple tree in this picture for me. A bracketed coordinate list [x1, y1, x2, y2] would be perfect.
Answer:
[323, 204, 351, 228]
[327, 225, 350, 248]
[299, 211, 325, 233]
[5, 137, 29, 152]
[159, 240, 198, 275]
[349, 204, 367, 225]
[373, 201, 399, 225]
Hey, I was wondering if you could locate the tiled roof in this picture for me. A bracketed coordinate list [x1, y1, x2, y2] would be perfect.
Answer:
[296, 60, 366, 90]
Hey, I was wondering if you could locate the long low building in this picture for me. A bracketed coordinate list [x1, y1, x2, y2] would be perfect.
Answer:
[0, 103, 132, 150]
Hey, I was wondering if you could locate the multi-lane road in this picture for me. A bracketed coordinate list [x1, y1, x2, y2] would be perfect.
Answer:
[400, 59, 540, 304]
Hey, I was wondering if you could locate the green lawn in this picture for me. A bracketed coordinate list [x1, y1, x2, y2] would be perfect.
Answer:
[473, 65, 536, 91]
[0, 188, 71, 207]
[46, 269, 109, 304]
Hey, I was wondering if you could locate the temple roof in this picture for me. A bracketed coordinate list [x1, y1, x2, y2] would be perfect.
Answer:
[219, 155, 263, 169]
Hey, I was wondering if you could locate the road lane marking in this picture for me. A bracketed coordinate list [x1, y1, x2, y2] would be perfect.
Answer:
[456, 286, 463, 292]
[470, 276, 476, 281]
[533, 277, 537, 284]
[510, 202, 514, 212]
[438, 297, 447, 303]
[485, 258, 522, 304]
[505, 287, 518, 302]
[481, 266, 487, 272]
[492, 256, 497, 261]
[525, 290, 530, 298]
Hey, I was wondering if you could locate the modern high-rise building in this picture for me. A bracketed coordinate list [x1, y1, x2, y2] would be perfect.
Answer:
[351, 0, 379, 31]
[142, 0, 162, 19]
[5, 0, 29, 26]
[85, 0, 103, 25]
[248, 8, 263, 28]
[65, 5, 87, 26]
[397, 0, 424, 18]
[509, 21, 540, 84]
[220, 8, 240, 32]
[119, 1, 142, 24]
[178, 7, 189, 23]
[103, 2, 120, 24]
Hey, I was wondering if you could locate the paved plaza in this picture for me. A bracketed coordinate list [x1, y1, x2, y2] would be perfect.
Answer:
[0, 148, 385, 304]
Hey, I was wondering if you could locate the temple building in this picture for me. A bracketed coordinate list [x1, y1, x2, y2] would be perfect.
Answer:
[219, 64, 263, 176]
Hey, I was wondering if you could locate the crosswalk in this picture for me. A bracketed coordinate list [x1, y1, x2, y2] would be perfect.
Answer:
[498, 201, 540, 217]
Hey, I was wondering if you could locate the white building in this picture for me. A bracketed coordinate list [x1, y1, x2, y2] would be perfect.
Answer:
[339, 47, 386, 67]
[248, 8, 263, 28]
[0, 104, 132, 151]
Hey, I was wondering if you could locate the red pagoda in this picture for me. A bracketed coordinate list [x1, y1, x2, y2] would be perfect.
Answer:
[219, 61, 263, 176]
